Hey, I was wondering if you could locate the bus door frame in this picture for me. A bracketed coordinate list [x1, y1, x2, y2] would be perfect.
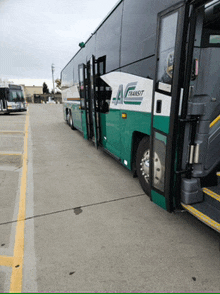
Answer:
[79, 56, 107, 145]
[86, 55, 99, 148]
[0, 88, 8, 111]
[150, 1, 189, 211]
[95, 55, 107, 144]
[78, 63, 89, 139]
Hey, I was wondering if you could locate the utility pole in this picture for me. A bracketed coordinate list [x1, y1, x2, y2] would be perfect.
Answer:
[51, 64, 55, 97]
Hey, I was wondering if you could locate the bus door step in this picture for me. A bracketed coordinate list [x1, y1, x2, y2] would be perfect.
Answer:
[181, 172, 220, 233]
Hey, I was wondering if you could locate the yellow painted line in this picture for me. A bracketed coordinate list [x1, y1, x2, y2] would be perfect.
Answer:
[181, 203, 220, 233]
[9, 113, 29, 293]
[210, 114, 220, 128]
[0, 256, 14, 267]
[0, 152, 22, 156]
[217, 172, 220, 177]
[0, 122, 25, 124]
[203, 187, 220, 202]
[0, 131, 24, 134]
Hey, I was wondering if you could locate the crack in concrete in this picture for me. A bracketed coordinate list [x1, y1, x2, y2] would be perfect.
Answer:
[0, 193, 146, 226]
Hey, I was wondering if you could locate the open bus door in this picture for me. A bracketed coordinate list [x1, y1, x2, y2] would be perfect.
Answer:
[90, 55, 99, 148]
[78, 58, 98, 142]
[86, 55, 100, 148]
[78, 63, 89, 139]
[0, 88, 8, 112]
[150, 2, 187, 211]
[78, 56, 109, 146]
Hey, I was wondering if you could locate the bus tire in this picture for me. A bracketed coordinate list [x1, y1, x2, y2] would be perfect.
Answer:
[136, 136, 150, 196]
[69, 112, 76, 130]
[66, 110, 69, 124]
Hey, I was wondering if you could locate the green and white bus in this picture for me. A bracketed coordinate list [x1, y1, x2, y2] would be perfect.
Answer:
[61, 0, 220, 232]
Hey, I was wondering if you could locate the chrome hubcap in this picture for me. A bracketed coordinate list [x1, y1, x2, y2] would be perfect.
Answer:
[153, 152, 162, 186]
[140, 149, 163, 185]
[140, 149, 150, 184]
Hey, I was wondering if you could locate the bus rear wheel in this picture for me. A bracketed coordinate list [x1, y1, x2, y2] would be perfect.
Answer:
[136, 136, 150, 196]
[66, 110, 69, 124]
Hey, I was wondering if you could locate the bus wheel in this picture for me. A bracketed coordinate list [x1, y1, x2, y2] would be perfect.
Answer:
[136, 136, 150, 196]
[69, 112, 76, 130]
[66, 110, 70, 124]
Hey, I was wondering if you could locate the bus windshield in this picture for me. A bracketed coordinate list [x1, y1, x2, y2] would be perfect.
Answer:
[9, 89, 24, 102]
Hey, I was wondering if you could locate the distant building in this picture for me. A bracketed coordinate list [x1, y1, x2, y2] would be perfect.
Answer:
[23, 85, 43, 102]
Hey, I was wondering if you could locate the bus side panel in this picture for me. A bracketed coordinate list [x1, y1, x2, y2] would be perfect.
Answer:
[153, 92, 172, 135]
[100, 109, 121, 158]
[63, 103, 68, 121]
[120, 111, 151, 169]
[81, 109, 88, 139]
[72, 102, 82, 131]
[100, 72, 154, 168]
[100, 110, 151, 169]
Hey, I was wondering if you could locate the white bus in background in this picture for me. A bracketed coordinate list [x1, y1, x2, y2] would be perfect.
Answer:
[0, 82, 27, 114]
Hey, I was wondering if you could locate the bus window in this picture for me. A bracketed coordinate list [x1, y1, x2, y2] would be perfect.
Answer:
[78, 64, 86, 110]
[9, 89, 24, 101]
[79, 67, 84, 83]
[209, 35, 220, 43]
[157, 12, 178, 92]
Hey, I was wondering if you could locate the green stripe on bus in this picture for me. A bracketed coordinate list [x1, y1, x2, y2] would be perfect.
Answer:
[124, 101, 141, 105]
[151, 190, 166, 210]
[155, 132, 167, 144]
[153, 116, 170, 134]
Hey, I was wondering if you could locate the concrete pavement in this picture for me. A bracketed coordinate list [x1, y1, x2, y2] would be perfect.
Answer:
[0, 104, 219, 292]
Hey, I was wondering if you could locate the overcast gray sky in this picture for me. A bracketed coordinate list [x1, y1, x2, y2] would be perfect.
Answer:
[0, 0, 119, 86]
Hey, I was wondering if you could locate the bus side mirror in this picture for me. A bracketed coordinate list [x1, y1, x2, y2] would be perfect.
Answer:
[191, 58, 199, 80]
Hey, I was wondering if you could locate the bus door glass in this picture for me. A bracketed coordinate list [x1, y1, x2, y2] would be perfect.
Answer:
[151, 3, 186, 211]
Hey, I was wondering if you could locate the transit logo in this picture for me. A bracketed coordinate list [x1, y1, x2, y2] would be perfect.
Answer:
[113, 82, 144, 105]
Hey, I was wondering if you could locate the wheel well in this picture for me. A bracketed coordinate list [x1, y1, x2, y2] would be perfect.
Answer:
[131, 132, 149, 175]
[65, 107, 71, 120]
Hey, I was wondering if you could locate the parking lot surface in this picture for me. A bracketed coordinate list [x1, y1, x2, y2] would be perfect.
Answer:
[0, 104, 219, 293]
